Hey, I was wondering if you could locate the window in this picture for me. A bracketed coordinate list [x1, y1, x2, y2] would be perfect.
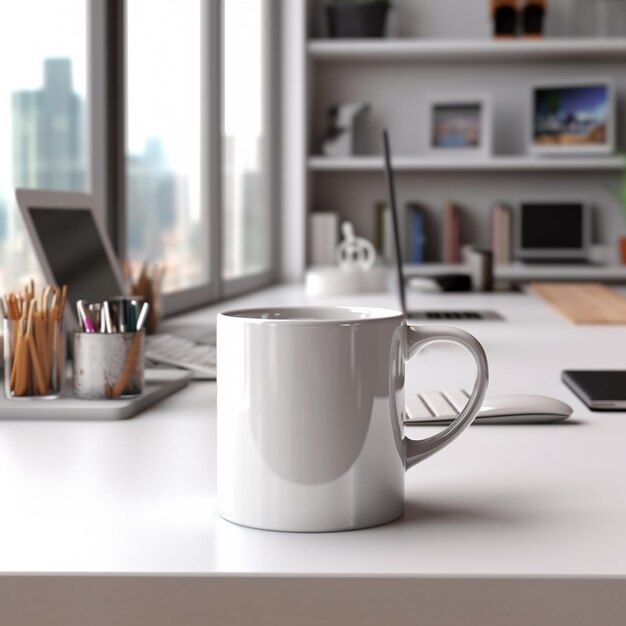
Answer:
[222, 0, 271, 281]
[125, 0, 208, 294]
[124, 0, 274, 307]
[0, 0, 88, 293]
[1, 1, 275, 305]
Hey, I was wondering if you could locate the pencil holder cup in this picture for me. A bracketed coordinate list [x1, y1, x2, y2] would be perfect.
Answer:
[72, 330, 145, 399]
[4, 317, 64, 399]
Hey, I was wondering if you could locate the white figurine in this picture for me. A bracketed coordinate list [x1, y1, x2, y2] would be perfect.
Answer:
[335, 221, 375, 272]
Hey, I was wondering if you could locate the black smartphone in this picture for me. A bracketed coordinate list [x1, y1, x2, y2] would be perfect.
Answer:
[561, 370, 626, 411]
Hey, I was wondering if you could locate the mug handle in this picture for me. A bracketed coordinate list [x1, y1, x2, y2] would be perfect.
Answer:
[397, 324, 489, 470]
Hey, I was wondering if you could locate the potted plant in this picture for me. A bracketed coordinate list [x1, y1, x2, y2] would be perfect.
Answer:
[326, 0, 391, 39]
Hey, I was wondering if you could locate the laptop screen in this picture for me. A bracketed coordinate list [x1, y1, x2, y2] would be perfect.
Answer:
[28, 207, 123, 311]
[521, 203, 584, 250]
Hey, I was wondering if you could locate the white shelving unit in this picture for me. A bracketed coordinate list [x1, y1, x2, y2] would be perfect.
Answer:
[308, 156, 625, 172]
[280, 0, 626, 281]
[404, 262, 626, 283]
[308, 38, 626, 62]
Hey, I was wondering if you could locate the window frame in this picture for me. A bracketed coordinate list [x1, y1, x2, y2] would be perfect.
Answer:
[90, 0, 278, 317]
[220, 0, 278, 298]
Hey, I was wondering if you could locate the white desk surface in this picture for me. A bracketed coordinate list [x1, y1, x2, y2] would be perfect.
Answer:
[1, 285, 626, 624]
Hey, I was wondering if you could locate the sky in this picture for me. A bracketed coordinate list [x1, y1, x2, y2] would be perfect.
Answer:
[536, 85, 609, 122]
[126, 0, 201, 166]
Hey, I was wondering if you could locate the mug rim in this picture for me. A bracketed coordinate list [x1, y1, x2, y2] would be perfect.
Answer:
[218, 305, 404, 324]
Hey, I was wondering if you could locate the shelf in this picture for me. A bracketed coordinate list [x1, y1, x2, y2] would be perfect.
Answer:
[308, 156, 625, 173]
[308, 38, 626, 62]
[496, 263, 626, 281]
[404, 262, 626, 282]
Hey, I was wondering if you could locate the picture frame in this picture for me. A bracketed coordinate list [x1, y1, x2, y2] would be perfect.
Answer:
[528, 78, 615, 156]
[426, 94, 492, 157]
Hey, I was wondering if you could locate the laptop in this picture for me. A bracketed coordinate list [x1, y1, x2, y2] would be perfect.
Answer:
[516, 200, 592, 264]
[15, 188, 216, 379]
[381, 130, 503, 322]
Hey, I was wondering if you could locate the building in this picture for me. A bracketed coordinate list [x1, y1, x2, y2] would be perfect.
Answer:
[12, 58, 85, 191]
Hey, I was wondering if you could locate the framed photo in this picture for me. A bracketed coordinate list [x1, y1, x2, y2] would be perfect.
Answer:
[426, 95, 492, 157]
[529, 78, 615, 156]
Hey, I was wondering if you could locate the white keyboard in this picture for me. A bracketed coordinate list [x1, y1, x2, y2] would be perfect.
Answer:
[146, 333, 216, 380]
[406, 389, 470, 424]
[405, 389, 573, 425]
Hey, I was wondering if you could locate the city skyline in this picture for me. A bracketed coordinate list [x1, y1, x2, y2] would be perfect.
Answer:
[1, 52, 265, 291]
[2, 56, 194, 291]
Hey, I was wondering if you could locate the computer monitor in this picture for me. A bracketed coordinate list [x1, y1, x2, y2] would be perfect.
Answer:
[516, 200, 591, 262]
[15, 189, 127, 328]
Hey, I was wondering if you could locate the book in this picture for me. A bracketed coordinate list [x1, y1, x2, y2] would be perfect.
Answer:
[501, 208, 511, 263]
[491, 203, 513, 263]
[373, 202, 387, 254]
[373, 202, 394, 263]
[309, 212, 339, 266]
[441, 201, 460, 263]
[491, 204, 501, 262]
[452, 210, 460, 263]
[405, 203, 426, 264]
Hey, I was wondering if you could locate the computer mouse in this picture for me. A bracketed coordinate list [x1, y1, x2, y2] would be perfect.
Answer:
[477, 394, 573, 424]
[405, 391, 574, 425]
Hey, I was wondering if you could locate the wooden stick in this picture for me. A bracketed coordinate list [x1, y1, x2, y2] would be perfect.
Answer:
[8, 295, 18, 319]
[57, 284, 68, 320]
[34, 313, 44, 387]
[33, 311, 50, 390]
[136, 263, 149, 297]
[107, 332, 143, 398]
[8, 295, 18, 320]
[13, 320, 29, 396]
[11, 307, 28, 395]
[9, 324, 18, 392]
[24, 300, 37, 395]
[37, 286, 51, 389]
[40, 285, 49, 314]
[8, 317, 18, 373]
[27, 335, 47, 396]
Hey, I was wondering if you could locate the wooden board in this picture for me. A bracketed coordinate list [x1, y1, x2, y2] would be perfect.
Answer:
[531, 282, 626, 324]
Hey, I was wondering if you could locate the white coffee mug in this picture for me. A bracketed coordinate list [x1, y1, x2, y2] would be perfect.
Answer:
[217, 306, 488, 532]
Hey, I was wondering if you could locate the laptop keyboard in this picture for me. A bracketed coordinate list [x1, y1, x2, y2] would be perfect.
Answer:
[409, 310, 504, 321]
